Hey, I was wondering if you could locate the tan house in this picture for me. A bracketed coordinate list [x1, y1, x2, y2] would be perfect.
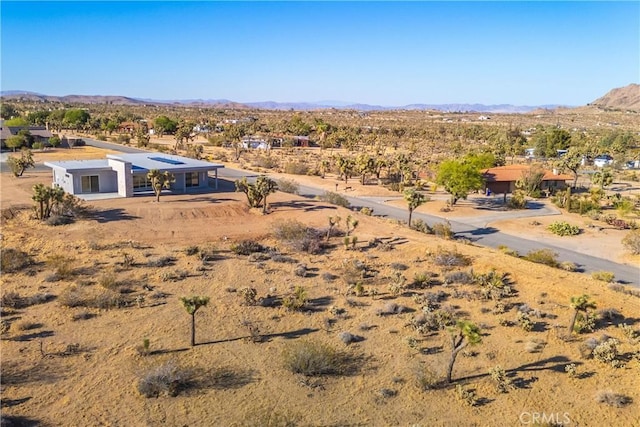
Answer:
[482, 165, 573, 200]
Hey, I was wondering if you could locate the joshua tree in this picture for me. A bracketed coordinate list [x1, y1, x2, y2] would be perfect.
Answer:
[147, 169, 175, 202]
[326, 215, 341, 242]
[592, 168, 614, 190]
[345, 215, 359, 236]
[403, 188, 428, 227]
[32, 183, 65, 220]
[180, 296, 210, 347]
[569, 295, 596, 335]
[235, 175, 278, 213]
[447, 320, 482, 383]
[7, 149, 35, 177]
[255, 176, 278, 214]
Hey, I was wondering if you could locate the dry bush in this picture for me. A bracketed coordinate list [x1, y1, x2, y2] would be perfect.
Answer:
[591, 271, 615, 283]
[231, 240, 266, 255]
[621, 229, 640, 254]
[272, 219, 324, 254]
[1, 248, 33, 273]
[488, 365, 515, 393]
[12, 320, 41, 332]
[276, 178, 300, 194]
[137, 361, 196, 398]
[318, 191, 350, 208]
[46, 254, 75, 279]
[282, 340, 356, 376]
[443, 270, 474, 285]
[1, 291, 53, 310]
[523, 249, 559, 268]
[146, 255, 176, 267]
[283, 162, 309, 175]
[432, 221, 454, 239]
[432, 249, 471, 269]
[595, 390, 632, 407]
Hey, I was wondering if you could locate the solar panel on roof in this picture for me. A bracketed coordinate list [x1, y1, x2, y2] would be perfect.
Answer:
[148, 157, 185, 165]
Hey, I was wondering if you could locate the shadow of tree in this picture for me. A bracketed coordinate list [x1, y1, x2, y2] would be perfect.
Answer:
[91, 209, 140, 224]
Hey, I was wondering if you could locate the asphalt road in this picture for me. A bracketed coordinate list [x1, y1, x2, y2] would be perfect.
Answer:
[38, 138, 640, 286]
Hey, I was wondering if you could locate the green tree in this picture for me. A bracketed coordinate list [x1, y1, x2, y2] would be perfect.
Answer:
[7, 149, 35, 177]
[592, 168, 614, 190]
[4, 117, 29, 127]
[533, 127, 571, 158]
[174, 121, 195, 150]
[403, 188, 428, 227]
[1, 103, 18, 119]
[49, 136, 61, 149]
[255, 176, 278, 214]
[63, 109, 90, 130]
[436, 160, 483, 205]
[153, 115, 178, 137]
[180, 296, 210, 347]
[5, 135, 24, 152]
[447, 320, 482, 383]
[335, 155, 355, 184]
[568, 295, 596, 335]
[147, 169, 175, 202]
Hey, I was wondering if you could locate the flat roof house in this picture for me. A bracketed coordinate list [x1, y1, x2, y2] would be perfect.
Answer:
[44, 153, 224, 199]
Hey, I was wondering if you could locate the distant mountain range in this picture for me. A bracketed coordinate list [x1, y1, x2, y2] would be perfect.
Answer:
[2, 85, 637, 112]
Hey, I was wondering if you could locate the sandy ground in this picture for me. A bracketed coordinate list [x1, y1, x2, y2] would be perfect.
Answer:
[1, 146, 640, 426]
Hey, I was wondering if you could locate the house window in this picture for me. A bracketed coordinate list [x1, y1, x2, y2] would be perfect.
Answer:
[186, 172, 199, 188]
[81, 175, 99, 193]
[132, 174, 152, 191]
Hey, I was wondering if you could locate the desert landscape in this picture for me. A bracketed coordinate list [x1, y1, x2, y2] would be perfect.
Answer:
[1, 132, 639, 425]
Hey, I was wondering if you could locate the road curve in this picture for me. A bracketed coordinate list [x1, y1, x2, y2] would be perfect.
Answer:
[79, 139, 640, 287]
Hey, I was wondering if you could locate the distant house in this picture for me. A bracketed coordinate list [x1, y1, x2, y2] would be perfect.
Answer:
[482, 165, 573, 201]
[241, 137, 270, 150]
[292, 136, 311, 147]
[0, 124, 52, 148]
[593, 155, 614, 168]
[44, 153, 224, 199]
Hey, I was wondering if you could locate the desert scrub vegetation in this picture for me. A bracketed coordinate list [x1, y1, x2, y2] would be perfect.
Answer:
[591, 271, 615, 283]
[282, 286, 308, 311]
[431, 248, 472, 269]
[275, 178, 300, 194]
[282, 340, 358, 376]
[230, 240, 266, 256]
[523, 249, 559, 268]
[1, 291, 53, 310]
[595, 390, 632, 407]
[1, 248, 34, 273]
[547, 221, 581, 236]
[137, 361, 196, 398]
[272, 219, 325, 254]
[317, 191, 350, 208]
[58, 285, 128, 309]
[621, 229, 640, 254]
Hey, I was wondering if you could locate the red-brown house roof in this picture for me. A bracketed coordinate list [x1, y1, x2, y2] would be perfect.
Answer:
[482, 165, 573, 183]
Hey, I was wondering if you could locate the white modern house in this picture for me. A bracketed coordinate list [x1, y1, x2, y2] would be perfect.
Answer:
[44, 153, 224, 199]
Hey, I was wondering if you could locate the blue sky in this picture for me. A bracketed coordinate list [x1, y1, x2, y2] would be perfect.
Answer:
[1, 1, 638, 106]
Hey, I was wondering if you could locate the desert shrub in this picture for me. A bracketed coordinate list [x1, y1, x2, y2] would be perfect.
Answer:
[390, 262, 408, 271]
[71, 311, 96, 321]
[58, 286, 91, 308]
[318, 191, 350, 208]
[0, 248, 33, 273]
[595, 390, 632, 407]
[507, 190, 527, 209]
[377, 302, 406, 316]
[564, 363, 578, 378]
[146, 255, 176, 267]
[360, 207, 373, 216]
[282, 340, 346, 376]
[276, 178, 300, 195]
[12, 320, 41, 332]
[412, 271, 434, 289]
[497, 245, 519, 257]
[0, 291, 51, 310]
[560, 261, 578, 272]
[525, 339, 545, 353]
[338, 331, 362, 345]
[548, 221, 580, 236]
[443, 270, 474, 285]
[294, 264, 308, 277]
[489, 366, 514, 393]
[516, 311, 534, 332]
[416, 367, 444, 391]
[432, 221, 454, 239]
[410, 218, 432, 234]
[283, 162, 309, 175]
[455, 384, 478, 406]
[98, 272, 118, 289]
[184, 246, 199, 256]
[474, 270, 513, 300]
[622, 229, 640, 254]
[238, 287, 258, 306]
[46, 254, 75, 279]
[45, 215, 74, 226]
[410, 309, 455, 333]
[617, 323, 638, 341]
[272, 219, 324, 254]
[574, 312, 597, 334]
[137, 361, 195, 398]
[608, 283, 640, 298]
[591, 271, 615, 283]
[592, 338, 620, 366]
[231, 240, 265, 256]
[248, 252, 270, 262]
[282, 286, 307, 311]
[524, 249, 559, 268]
[432, 249, 471, 268]
[253, 155, 279, 169]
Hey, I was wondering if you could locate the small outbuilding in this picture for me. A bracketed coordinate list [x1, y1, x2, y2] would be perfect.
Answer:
[45, 153, 224, 199]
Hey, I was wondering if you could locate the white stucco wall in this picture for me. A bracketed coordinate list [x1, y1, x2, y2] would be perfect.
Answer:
[51, 167, 75, 194]
[107, 159, 133, 197]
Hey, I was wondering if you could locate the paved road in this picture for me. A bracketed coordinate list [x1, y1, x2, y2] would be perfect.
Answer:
[72, 139, 640, 286]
